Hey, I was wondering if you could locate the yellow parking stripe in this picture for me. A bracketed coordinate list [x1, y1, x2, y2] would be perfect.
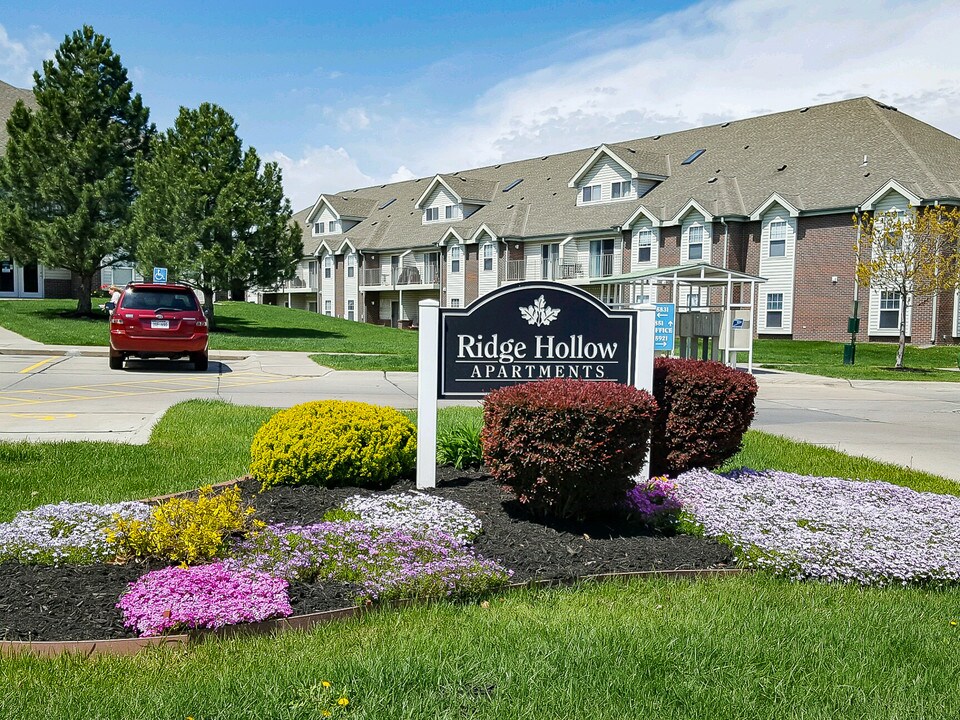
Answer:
[18, 357, 58, 374]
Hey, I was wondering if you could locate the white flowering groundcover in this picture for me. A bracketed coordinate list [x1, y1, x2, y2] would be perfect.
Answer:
[676, 468, 960, 586]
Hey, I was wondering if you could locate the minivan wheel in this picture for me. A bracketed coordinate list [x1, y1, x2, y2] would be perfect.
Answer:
[191, 352, 208, 372]
[109, 352, 124, 370]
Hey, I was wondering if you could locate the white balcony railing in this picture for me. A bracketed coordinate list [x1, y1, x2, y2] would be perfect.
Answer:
[505, 259, 585, 282]
[361, 260, 441, 288]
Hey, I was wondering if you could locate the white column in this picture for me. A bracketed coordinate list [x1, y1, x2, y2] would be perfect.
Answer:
[633, 302, 656, 482]
[416, 300, 440, 489]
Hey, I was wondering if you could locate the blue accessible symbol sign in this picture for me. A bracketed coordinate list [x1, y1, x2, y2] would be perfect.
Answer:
[654, 303, 675, 351]
[152, 267, 168, 283]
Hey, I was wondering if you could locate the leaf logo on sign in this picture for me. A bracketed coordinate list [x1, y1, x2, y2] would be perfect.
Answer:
[520, 295, 560, 327]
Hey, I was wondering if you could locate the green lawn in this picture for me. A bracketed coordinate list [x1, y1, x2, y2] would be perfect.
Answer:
[0, 299, 418, 371]
[753, 338, 960, 381]
[5, 402, 960, 718]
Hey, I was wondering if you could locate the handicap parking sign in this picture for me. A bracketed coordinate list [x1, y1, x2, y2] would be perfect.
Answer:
[153, 267, 168, 283]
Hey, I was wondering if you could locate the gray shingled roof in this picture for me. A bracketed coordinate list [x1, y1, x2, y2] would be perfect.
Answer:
[0, 80, 36, 154]
[295, 97, 960, 255]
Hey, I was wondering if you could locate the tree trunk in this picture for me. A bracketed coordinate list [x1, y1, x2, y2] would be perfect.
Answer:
[896, 298, 906, 369]
[201, 285, 216, 328]
[74, 274, 93, 315]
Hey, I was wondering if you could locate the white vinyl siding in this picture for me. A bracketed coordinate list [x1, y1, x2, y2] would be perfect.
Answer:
[44, 267, 72, 281]
[680, 211, 711, 265]
[632, 221, 658, 270]
[479, 236, 498, 297]
[424, 186, 461, 224]
[867, 190, 913, 336]
[343, 252, 358, 316]
[311, 206, 338, 235]
[446, 242, 464, 306]
[576, 157, 636, 206]
[953, 288, 960, 337]
[320, 253, 335, 316]
[757, 205, 796, 334]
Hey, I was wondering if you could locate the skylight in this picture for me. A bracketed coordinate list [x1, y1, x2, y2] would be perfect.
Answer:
[379, 198, 396, 210]
[681, 149, 706, 165]
[503, 178, 523, 192]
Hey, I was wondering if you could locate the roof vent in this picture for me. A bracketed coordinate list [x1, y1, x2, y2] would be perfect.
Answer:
[541, 156, 549, 160]
[506, 204, 514, 209]
[494, 164, 501, 168]
[653, 135, 661, 140]
[371, 221, 378, 226]
[415, 178, 422, 182]
[721, 122, 730, 128]
[626, 147, 636, 153]
[707, 177, 718, 183]
[378, 198, 396, 210]
[503, 179, 523, 192]
[800, 107, 809, 113]
[681, 149, 706, 165]
[777, 164, 787, 172]
[864, 172, 871, 177]
[380, 184, 386, 188]
[744, 145, 750, 150]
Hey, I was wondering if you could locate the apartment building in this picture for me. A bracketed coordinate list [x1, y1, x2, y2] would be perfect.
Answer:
[263, 96, 960, 344]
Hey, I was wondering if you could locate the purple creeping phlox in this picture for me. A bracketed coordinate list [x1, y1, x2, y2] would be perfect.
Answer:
[676, 468, 960, 586]
[228, 519, 511, 602]
[340, 491, 483, 541]
[117, 561, 292, 636]
[0, 500, 152, 565]
[624, 477, 683, 528]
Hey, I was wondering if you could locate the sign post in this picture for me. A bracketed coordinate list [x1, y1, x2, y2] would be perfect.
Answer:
[416, 282, 656, 489]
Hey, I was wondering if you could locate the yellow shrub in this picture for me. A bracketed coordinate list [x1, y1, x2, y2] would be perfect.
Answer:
[250, 400, 417, 490]
[108, 485, 260, 565]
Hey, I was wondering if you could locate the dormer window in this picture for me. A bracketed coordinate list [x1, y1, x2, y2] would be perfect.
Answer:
[611, 181, 632, 199]
[582, 184, 601, 203]
[314, 222, 324, 235]
[769, 220, 787, 257]
[425, 207, 439, 222]
[445, 205, 454, 220]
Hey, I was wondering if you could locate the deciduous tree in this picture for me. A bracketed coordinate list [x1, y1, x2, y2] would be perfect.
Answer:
[130, 103, 300, 323]
[0, 26, 152, 314]
[854, 206, 960, 368]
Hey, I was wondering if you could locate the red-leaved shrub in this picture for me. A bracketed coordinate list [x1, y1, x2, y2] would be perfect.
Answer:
[481, 379, 657, 519]
[649, 357, 757, 476]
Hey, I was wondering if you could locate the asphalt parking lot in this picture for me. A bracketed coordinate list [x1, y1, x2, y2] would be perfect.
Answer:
[0, 340, 958, 482]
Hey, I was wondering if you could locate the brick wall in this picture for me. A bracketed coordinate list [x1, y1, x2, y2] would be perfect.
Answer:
[464, 244, 478, 304]
[364, 290, 380, 325]
[44, 278, 73, 299]
[621, 230, 631, 273]
[660, 226, 681, 267]
[792, 214, 858, 342]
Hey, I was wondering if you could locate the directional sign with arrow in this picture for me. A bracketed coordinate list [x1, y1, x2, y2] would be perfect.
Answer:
[654, 302, 675, 351]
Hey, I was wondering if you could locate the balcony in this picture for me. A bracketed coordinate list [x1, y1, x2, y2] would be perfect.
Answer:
[362, 261, 440, 289]
[505, 259, 585, 282]
[275, 276, 315, 292]
[588, 254, 616, 279]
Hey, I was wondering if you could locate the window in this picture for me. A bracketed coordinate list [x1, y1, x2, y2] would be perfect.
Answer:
[450, 244, 461, 273]
[611, 181, 632, 199]
[636, 228, 654, 263]
[445, 205, 454, 220]
[589, 238, 614, 277]
[324, 300, 332, 316]
[582, 184, 601, 203]
[347, 299, 355, 321]
[541, 243, 559, 280]
[346, 254, 356, 278]
[425, 207, 439, 222]
[766, 293, 783, 328]
[323, 256, 333, 279]
[482, 243, 494, 272]
[688, 225, 704, 260]
[769, 220, 787, 257]
[879, 291, 900, 329]
[450, 298, 461, 308]
[314, 222, 323, 234]
[328, 221, 337, 234]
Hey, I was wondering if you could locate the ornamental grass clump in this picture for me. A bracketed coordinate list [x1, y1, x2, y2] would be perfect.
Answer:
[0, 500, 151, 565]
[677, 468, 960, 586]
[436, 419, 484, 469]
[250, 400, 417, 490]
[108, 485, 260, 565]
[116, 562, 292, 637]
[482, 379, 657, 519]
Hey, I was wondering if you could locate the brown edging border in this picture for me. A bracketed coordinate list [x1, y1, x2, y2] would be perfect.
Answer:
[0, 568, 747, 658]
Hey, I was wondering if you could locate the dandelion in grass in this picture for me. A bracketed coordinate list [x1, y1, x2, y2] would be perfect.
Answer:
[676, 467, 960, 587]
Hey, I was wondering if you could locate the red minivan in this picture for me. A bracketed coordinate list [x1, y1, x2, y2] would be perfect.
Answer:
[109, 283, 209, 371]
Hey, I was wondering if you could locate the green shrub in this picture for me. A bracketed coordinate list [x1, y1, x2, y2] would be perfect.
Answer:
[649, 357, 757, 476]
[250, 400, 417, 490]
[437, 419, 484, 469]
[481, 379, 657, 519]
[107, 485, 260, 565]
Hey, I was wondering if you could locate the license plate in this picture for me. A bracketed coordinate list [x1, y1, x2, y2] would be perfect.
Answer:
[151, 319, 170, 329]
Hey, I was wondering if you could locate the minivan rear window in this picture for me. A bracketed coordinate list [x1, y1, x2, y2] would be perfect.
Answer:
[121, 289, 199, 311]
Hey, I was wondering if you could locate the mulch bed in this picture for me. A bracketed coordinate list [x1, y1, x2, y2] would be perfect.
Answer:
[0, 467, 733, 642]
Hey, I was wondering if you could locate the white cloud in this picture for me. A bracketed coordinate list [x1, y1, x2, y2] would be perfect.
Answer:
[273, 0, 960, 196]
[337, 107, 371, 132]
[0, 24, 54, 87]
[266, 146, 375, 211]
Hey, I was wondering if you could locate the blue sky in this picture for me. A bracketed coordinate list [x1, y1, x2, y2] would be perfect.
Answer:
[2, 0, 959, 211]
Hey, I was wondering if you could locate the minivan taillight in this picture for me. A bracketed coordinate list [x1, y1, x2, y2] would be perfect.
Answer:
[111, 316, 125, 325]
[195, 318, 208, 328]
